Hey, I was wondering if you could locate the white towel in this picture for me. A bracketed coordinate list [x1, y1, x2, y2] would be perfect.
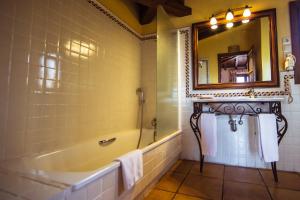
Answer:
[257, 114, 279, 162]
[116, 150, 143, 190]
[200, 113, 217, 156]
[255, 116, 263, 159]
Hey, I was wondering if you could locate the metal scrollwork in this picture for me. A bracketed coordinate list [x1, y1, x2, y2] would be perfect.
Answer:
[205, 102, 267, 115]
[203, 102, 270, 131]
[270, 102, 288, 144]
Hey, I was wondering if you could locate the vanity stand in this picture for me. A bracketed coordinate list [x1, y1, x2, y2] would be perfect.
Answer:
[190, 99, 288, 182]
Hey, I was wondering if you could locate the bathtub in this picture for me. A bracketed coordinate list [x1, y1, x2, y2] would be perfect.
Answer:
[1, 129, 181, 195]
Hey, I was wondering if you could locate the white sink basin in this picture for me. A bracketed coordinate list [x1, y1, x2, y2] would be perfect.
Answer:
[196, 96, 284, 102]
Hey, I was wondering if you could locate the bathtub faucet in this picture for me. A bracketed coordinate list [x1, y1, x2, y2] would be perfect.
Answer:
[151, 118, 157, 142]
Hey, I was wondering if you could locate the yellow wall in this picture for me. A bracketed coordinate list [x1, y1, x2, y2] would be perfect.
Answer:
[96, 0, 143, 34]
[261, 17, 272, 81]
[142, 21, 157, 35]
[255, 20, 263, 80]
[95, 0, 157, 35]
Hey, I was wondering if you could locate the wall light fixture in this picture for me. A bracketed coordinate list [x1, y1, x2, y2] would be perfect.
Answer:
[209, 5, 252, 30]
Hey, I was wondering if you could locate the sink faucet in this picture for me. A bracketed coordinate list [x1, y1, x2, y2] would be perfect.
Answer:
[246, 88, 256, 98]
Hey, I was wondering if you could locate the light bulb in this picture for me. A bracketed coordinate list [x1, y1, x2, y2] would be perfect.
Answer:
[226, 22, 234, 28]
[210, 16, 217, 25]
[211, 24, 218, 30]
[242, 19, 250, 24]
[226, 9, 234, 21]
[243, 6, 251, 17]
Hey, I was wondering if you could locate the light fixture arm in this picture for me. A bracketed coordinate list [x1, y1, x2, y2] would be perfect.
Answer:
[211, 5, 252, 19]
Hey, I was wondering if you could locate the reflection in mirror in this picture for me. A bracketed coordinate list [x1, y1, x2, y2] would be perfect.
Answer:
[192, 9, 279, 89]
[198, 59, 209, 84]
[198, 17, 271, 84]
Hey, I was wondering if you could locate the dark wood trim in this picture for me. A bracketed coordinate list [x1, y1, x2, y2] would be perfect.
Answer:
[290, 1, 300, 84]
[192, 9, 279, 90]
[132, 0, 192, 25]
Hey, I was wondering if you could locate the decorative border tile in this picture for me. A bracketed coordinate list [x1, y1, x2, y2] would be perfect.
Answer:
[179, 28, 295, 98]
[87, 0, 142, 40]
[142, 34, 157, 41]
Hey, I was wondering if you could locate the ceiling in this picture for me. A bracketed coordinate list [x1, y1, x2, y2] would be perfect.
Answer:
[96, 0, 290, 36]
[129, 0, 192, 25]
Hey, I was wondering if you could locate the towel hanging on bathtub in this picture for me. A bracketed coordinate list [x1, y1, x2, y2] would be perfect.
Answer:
[116, 150, 143, 190]
[200, 113, 217, 156]
[257, 114, 279, 162]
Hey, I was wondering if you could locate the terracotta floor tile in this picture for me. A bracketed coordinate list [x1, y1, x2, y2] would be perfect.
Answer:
[148, 161, 300, 200]
[173, 194, 205, 200]
[259, 169, 300, 190]
[171, 160, 195, 175]
[223, 181, 271, 200]
[190, 162, 224, 179]
[178, 174, 222, 200]
[224, 166, 263, 185]
[144, 189, 175, 200]
[155, 172, 186, 192]
[268, 187, 300, 200]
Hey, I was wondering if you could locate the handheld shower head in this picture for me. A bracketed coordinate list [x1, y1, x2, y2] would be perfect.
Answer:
[136, 88, 145, 149]
[136, 88, 145, 105]
[136, 88, 143, 94]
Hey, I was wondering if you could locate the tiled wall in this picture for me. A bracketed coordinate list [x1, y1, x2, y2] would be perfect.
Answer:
[179, 28, 300, 172]
[65, 133, 182, 200]
[0, 0, 141, 161]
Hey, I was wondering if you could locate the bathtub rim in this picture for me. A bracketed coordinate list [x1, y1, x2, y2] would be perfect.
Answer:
[72, 129, 182, 191]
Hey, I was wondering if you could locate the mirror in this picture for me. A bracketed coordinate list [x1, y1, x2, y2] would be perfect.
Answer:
[192, 9, 279, 89]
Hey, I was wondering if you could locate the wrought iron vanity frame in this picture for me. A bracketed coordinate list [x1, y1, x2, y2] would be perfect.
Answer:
[190, 101, 288, 182]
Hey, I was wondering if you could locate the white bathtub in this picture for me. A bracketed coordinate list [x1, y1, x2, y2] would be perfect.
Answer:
[1, 129, 181, 193]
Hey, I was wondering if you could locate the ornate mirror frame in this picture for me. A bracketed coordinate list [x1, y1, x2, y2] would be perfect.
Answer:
[192, 9, 279, 90]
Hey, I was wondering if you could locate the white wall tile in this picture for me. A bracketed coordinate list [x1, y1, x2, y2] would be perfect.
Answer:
[0, 0, 142, 160]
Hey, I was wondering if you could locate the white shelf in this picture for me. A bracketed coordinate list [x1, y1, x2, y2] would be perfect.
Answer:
[195, 97, 285, 103]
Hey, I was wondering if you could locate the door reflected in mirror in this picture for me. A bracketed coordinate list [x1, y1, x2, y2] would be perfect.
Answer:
[192, 9, 279, 89]
[198, 59, 209, 84]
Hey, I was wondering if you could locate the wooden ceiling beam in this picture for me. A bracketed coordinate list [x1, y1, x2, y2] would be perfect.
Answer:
[131, 0, 167, 8]
[139, 7, 157, 25]
[131, 0, 192, 24]
[163, 1, 192, 17]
